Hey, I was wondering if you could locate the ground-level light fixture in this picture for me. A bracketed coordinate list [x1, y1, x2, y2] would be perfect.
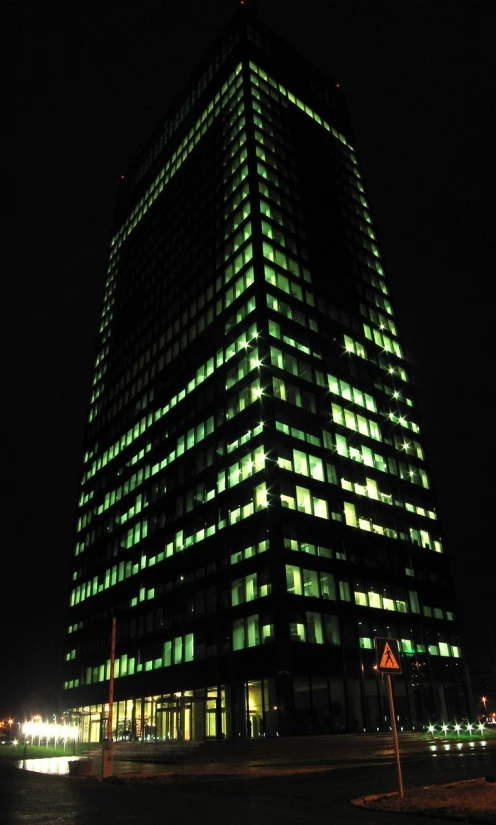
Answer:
[22, 720, 78, 746]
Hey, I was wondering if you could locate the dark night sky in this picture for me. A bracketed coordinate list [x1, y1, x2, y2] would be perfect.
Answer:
[4, 0, 495, 716]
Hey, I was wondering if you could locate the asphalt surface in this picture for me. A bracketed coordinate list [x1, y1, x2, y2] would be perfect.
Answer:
[2, 733, 495, 825]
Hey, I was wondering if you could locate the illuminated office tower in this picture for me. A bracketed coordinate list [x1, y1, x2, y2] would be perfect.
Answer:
[63, 7, 468, 741]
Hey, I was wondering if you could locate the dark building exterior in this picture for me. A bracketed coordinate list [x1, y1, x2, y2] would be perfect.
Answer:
[63, 7, 469, 742]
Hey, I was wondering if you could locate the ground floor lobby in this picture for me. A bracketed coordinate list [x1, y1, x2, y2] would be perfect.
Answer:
[66, 670, 469, 742]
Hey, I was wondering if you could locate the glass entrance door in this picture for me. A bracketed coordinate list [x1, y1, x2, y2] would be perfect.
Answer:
[156, 700, 193, 741]
[156, 703, 177, 740]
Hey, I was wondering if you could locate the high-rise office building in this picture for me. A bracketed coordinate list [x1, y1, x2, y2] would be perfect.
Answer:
[63, 7, 468, 742]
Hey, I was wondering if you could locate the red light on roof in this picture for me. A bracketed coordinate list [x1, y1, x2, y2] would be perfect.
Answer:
[120, 175, 125, 180]
[336, 83, 340, 88]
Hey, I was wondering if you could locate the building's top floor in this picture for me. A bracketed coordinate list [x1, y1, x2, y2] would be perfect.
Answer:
[118, 5, 350, 204]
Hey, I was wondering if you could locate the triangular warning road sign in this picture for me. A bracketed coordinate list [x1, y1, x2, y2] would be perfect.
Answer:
[379, 642, 400, 670]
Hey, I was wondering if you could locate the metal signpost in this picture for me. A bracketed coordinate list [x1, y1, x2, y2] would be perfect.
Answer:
[375, 637, 404, 798]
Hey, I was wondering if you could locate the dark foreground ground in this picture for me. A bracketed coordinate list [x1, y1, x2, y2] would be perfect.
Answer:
[356, 777, 496, 823]
[1, 733, 495, 825]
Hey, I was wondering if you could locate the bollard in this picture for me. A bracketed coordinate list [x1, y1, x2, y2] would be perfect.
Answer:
[101, 738, 114, 779]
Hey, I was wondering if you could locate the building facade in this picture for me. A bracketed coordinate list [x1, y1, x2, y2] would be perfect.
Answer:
[63, 8, 469, 742]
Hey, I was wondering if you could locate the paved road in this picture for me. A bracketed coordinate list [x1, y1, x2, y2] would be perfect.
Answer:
[2, 734, 495, 825]
[81, 730, 496, 771]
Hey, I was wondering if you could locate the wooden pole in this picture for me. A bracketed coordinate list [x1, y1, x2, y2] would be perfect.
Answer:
[108, 616, 117, 740]
[102, 617, 117, 779]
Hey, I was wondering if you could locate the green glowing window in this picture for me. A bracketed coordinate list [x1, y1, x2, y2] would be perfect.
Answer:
[368, 591, 382, 609]
[280, 491, 295, 508]
[290, 622, 306, 642]
[267, 292, 318, 332]
[320, 572, 336, 600]
[258, 177, 294, 211]
[184, 634, 194, 663]
[295, 485, 328, 519]
[292, 449, 324, 482]
[344, 502, 357, 528]
[286, 565, 301, 595]
[232, 579, 243, 606]
[302, 569, 319, 598]
[354, 590, 367, 607]
[174, 636, 183, 664]
[409, 591, 420, 613]
[260, 622, 273, 643]
[255, 482, 268, 510]
[107, 80, 243, 252]
[250, 62, 351, 152]
[260, 199, 295, 232]
[233, 614, 261, 650]
[331, 402, 382, 444]
[272, 376, 317, 413]
[296, 486, 312, 515]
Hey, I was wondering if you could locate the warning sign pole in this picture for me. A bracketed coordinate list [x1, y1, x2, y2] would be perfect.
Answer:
[386, 674, 404, 798]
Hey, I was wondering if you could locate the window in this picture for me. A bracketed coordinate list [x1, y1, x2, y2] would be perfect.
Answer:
[233, 618, 245, 650]
[323, 614, 340, 645]
[295, 486, 328, 519]
[290, 622, 306, 642]
[296, 486, 312, 514]
[368, 591, 381, 609]
[232, 614, 262, 650]
[303, 568, 319, 598]
[354, 590, 367, 607]
[286, 565, 302, 595]
[306, 612, 323, 644]
[319, 571, 336, 600]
